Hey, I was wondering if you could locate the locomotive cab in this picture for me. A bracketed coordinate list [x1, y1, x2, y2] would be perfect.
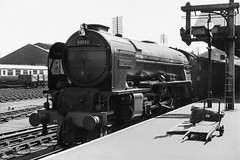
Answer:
[48, 42, 68, 90]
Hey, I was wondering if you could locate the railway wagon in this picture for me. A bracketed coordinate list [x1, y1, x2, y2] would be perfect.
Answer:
[29, 24, 194, 147]
[0, 64, 47, 88]
[189, 56, 240, 100]
[18, 74, 47, 88]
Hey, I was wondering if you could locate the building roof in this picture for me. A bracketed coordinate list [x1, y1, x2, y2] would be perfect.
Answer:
[199, 48, 225, 60]
[0, 43, 52, 66]
[199, 47, 240, 66]
[34, 43, 52, 50]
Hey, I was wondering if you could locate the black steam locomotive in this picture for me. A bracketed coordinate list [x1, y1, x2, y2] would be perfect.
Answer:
[29, 24, 194, 147]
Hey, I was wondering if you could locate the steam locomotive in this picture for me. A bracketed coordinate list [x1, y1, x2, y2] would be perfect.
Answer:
[29, 24, 195, 147]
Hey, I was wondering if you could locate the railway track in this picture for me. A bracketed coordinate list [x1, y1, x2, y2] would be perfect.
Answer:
[0, 125, 58, 160]
[0, 88, 46, 103]
[0, 111, 191, 159]
[0, 106, 43, 123]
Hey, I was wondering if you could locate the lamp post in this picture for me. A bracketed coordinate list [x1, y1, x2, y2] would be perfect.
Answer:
[205, 14, 214, 108]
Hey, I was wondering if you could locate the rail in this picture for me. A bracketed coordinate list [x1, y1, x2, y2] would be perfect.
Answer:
[0, 125, 58, 159]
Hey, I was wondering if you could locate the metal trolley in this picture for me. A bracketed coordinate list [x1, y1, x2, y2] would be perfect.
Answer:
[182, 98, 224, 141]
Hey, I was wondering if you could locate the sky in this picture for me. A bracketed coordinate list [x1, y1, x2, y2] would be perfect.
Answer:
[0, 0, 238, 58]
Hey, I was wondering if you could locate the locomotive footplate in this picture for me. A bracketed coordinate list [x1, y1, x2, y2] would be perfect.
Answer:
[105, 88, 150, 95]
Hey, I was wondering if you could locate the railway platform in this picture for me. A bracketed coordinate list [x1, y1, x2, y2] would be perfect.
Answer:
[42, 97, 240, 160]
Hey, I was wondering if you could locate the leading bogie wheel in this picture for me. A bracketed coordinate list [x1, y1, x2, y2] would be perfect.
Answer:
[57, 125, 74, 148]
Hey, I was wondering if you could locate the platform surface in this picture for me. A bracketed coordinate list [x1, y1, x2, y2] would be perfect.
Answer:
[43, 100, 240, 160]
[0, 98, 46, 111]
[0, 98, 46, 134]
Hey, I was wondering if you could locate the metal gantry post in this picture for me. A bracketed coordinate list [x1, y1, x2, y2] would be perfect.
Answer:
[225, 0, 236, 110]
